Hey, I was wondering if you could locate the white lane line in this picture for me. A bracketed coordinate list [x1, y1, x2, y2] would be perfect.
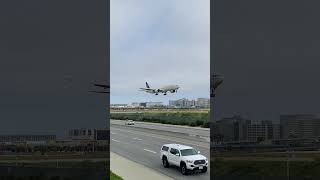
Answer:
[111, 139, 120, 143]
[110, 132, 117, 135]
[133, 137, 142, 141]
[143, 149, 157, 154]
[111, 127, 209, 149]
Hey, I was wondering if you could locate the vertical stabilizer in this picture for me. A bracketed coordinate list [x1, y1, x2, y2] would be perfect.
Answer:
[146, 82, 150, 88]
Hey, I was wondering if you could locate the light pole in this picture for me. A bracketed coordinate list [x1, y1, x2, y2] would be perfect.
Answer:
[211, 73, 224, 180]
[286, 145, 291, 180]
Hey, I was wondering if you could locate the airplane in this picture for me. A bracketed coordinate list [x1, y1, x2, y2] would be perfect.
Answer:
[139, 82, 179, 95]
[211, 73, 224, 97]
[88, 83, 110, 94]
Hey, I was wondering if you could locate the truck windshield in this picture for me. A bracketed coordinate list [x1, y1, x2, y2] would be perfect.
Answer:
[180, 149, 197, 156]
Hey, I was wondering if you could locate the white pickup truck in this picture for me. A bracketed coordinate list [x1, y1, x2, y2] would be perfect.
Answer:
[160, 144, 208, 175]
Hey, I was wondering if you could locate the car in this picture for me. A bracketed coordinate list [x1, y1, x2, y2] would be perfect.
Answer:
[125, 120, 135, 125]
[160, 144, 208, 175]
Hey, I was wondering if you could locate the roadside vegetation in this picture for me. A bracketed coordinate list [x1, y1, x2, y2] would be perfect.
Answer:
[0, 165, 108, 179]
[212, 159, 320, 179]
[110, 171, 123, 180]
[111, 112, 209, 128]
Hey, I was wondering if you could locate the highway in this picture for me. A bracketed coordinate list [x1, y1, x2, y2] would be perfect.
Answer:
[111, 119, 210, 142]
[110, 120, 210, 180]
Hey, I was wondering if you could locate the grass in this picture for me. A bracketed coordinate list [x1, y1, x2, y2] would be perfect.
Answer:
[110, 171, 123, 180]
[110, 111, 209, 128]
[211, 159, 320, 178]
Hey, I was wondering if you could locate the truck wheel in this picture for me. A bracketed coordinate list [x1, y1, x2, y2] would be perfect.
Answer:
[201, 167, 207, 173]
[162, 157, 169, 168]
[180, 163, 188, 175]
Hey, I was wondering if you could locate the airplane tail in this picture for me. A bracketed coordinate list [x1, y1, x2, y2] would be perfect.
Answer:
[146, 82, 150, 88]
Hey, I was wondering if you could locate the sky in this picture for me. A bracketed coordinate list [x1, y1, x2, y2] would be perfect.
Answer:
[0, 0, 108, 136]
[110, 0, 210, 104]
[213, 0, 320, 121]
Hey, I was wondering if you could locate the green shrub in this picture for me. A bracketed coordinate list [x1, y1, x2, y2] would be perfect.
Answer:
[111, 112, 209, 128]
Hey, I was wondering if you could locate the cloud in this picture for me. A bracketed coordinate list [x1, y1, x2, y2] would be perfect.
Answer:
[111, 0, 210, 103]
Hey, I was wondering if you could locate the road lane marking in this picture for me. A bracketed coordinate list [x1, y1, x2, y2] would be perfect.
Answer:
[133, 137, 142, 141]
[111, 127, 209, 149]
[111, 139, 120, 143]
[110, 132, 117, 135]
[143, 149, 157, 154]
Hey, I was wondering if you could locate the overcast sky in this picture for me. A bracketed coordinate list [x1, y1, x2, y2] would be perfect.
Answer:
[110, 0, 210, 104]
[213, 0, 320, 121]
[0, 0, 108, 136]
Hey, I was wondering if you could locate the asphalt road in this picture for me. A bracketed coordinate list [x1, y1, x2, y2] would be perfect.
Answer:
[111, 119, 210, 142]
[110, 123, 210, 180]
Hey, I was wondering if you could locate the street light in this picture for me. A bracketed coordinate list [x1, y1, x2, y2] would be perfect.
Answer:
[211, 73, 224, 98]
[211, 73, 224, 180]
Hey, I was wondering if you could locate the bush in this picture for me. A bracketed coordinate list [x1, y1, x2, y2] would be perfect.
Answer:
[111, 112, 209, 128]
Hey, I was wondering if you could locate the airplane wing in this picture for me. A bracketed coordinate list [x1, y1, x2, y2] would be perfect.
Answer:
[88, 90, 109, 94]
[89, 82, 109, 94]
[94, 84, 110, 89]
[139, 88, 154, 90]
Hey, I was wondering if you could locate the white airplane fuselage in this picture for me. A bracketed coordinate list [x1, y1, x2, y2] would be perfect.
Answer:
[140, 82, 179, 95]
[159, 85, 180, 93]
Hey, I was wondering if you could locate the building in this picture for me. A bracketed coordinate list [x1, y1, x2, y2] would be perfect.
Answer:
[213, 115, 251, 142]
[196, 98, 210, 108]
[68, 128, 108, 141]
[139, 102, 147, 107]
[68, 128, 95, 140]
[176, 98, 191, 108]
[169, 98, 209, 108]
[247, 121, 280, 142]
[213, 120, 235, 142]
[111, 104, 128, 108]
[130, 102, 141, 107]
[145, 102, 163, 108]
[95, 129, 109, 141]
[169, 98, 195, 108]
[213, 116, 281, 143]
[280, 114, 320, 139]
[129, 102, 163, 108]
[169, 100, 178, 107]
[0, 135, 56, 145]
[273, 123, 281, 140]
[233, 116, 251, 142]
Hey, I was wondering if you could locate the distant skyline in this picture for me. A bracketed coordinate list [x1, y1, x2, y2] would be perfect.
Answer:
[111, 96, 210, 105]
[110, 0, 210, 104]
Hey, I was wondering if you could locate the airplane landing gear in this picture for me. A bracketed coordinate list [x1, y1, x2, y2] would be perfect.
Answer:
[155, 93, 158, 95]
[164, 93, 167, 95]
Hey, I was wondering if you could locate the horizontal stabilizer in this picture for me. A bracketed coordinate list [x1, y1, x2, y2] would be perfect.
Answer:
[94, 84, 109, 89]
